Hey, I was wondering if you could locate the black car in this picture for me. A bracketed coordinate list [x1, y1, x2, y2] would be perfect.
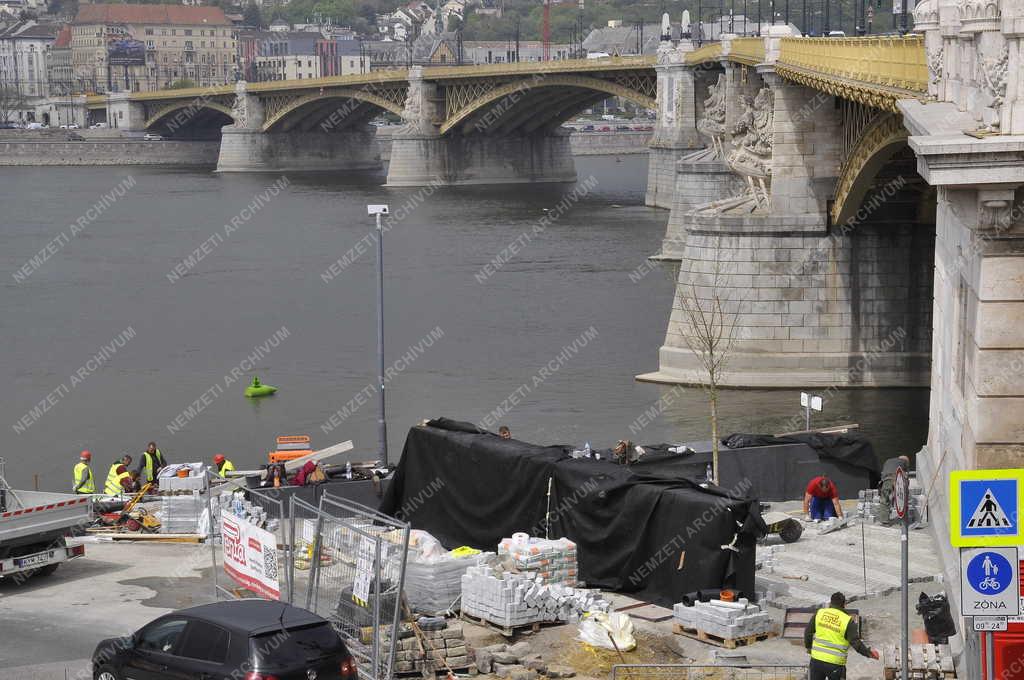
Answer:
[92, 599, 357, 680]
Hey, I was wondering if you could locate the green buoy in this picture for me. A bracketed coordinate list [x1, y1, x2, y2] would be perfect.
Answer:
[245, 375, 277, 398]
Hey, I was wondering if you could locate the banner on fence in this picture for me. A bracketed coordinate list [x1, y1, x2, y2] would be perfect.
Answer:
[222, 512, 281, 600]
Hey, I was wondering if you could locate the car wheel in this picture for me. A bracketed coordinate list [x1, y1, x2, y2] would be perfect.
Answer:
[95, 665, 124, 680]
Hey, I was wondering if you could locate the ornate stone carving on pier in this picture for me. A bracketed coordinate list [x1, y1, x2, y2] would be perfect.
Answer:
[696, 74, 727, 158]
[726, 87, 774, 208]
[979, 44, 1009, 130]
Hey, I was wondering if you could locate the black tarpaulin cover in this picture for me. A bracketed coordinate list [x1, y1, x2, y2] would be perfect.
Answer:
[380, 418, 766, 608]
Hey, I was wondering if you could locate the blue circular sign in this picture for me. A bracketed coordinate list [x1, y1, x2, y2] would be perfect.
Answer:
[967, 552, 1013, 595]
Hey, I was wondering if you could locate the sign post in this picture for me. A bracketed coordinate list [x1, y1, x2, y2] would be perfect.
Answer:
[800, 392, 822, 431]
[894, 466, 909, 680]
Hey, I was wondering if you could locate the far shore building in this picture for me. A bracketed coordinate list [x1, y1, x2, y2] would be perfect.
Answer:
[71, 4, 237, 93]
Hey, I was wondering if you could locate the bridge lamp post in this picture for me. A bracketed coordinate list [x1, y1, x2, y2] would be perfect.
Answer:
[367, 204, 390, 468]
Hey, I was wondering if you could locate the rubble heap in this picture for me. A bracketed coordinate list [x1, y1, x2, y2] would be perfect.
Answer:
[391, 621, 474, 674]
[673, 598, 775, 640]
[475, 641, 577, 680]
[461, 565, 609, 628]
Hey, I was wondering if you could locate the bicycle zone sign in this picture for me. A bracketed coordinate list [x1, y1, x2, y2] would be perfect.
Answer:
[960, 547, 1020, 617]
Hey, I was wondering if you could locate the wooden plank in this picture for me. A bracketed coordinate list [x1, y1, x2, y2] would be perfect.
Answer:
[284, 440, 355, 472]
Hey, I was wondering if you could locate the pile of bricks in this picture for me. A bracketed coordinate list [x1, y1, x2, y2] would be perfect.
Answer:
[391, 621, 474, 674]
[498, 536, 578, 585]
[857, 487, 928, 525]
[757, 544, 784, 574]
[673, 598, 775, 641]
[461, 565, 609, 628]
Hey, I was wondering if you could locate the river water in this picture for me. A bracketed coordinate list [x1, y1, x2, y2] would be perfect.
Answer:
[0, 156, 929, 490]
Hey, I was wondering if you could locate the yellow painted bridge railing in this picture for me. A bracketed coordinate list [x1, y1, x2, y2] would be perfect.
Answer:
[728, 37, 766, 66]
[775, 34, 928, 110]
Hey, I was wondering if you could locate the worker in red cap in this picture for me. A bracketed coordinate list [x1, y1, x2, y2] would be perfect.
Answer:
[73, 450, 95, 494]
[213, 454, 235, 478]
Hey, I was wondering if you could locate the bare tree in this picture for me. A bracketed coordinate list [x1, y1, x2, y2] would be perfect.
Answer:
[0, 86, 26, 124]
[677, 243, 741, 485]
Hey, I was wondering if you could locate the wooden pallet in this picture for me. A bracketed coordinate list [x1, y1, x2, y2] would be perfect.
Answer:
[459, 611, 556, 638]
[882, 643, 956, 679]
[395, 663, 476, 678]
[672, 622, 777, 649]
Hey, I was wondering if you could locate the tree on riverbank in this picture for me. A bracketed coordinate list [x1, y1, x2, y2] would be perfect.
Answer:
[0, 86, 26, 124]
[676, 245, 740, 485]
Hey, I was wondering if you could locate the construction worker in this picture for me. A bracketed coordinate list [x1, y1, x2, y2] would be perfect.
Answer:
[104, 454, 134, 495]
[805, 592, 880, 679]
[138, 441, 167, 485]
[803, 475, 844, 521]
[213, 454, 235, 477]
[73, 450, 95, 494]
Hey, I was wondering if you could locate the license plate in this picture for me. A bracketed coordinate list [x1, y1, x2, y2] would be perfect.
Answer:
[15, 551, 54, 568]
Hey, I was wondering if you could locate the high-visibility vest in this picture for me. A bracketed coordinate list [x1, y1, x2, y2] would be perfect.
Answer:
[104, 463, 131, 495]
[217, 459, 235, 477]
[141, 449, 164, 482]
[73, 462, 95, 494]
[810, 607, 852, 666]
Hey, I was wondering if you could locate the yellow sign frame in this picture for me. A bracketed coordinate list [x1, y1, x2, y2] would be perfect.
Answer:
[950, 469, 1024, 548]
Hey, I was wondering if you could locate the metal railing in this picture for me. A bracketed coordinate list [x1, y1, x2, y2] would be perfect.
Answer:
[612, 665, 808, 680]
[777, 34, 928, 95]
[305, 493, 410, 680]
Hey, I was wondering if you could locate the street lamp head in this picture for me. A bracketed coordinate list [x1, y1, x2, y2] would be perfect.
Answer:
[367, 204, 390, 215]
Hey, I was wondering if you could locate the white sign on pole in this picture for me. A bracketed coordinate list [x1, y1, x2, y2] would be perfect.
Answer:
[221, 512, 281, 600]
[352, 536, 376, 607]
[973, 616, 1008, 632]
[960, 547, 1020, 616]
[1009, 597, 1024, 623]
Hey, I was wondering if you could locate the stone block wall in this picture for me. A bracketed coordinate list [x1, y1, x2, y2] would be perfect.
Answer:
[217, 128, 382, 173]
[0, 140, 219, 165]
[659, 158, 742, 260]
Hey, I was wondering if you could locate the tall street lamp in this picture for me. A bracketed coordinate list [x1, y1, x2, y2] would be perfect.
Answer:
[367, 204, 390, 467]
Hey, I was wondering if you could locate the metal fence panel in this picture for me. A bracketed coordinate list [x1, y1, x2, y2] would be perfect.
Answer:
[207, 474, 288, 601]
[307, 492, 410, 680]
[611, 665, 808, 680]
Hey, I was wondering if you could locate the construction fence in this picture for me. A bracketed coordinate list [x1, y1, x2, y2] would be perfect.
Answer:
[207, 477, 410, 680]
[612, 665, 808, 680]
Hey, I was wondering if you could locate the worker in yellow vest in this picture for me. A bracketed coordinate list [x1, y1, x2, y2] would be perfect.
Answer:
[805, 592, 880, 679]
[137, 441, 167, 485]
[104, 454, 134, 495]
[73, 450, 95, 494]
[212, 454, 235, 477]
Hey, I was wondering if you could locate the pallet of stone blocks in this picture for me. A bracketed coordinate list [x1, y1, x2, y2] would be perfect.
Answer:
[406, 550, 490, 615]
[390, 622, 476, 677]
[882, 643, 955, 679]
[672, 599, 778, 649]
[498, 536, 578, 585]
[460, 565, 609, 636]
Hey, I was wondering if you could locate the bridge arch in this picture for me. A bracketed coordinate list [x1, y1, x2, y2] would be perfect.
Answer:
[262, 89, 406, 133]
[831, 113, 909, 227]
[145, 101, 235, 136]
[440, 74, 657, 136]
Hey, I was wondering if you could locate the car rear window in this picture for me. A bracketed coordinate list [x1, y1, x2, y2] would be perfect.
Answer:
[250, 623, 344, 666]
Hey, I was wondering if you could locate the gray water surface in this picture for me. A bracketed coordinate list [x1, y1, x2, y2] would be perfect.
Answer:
[0, 156, 928, 490]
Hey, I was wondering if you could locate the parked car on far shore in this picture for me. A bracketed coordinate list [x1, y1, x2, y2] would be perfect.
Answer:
[143, 133, 164, 141]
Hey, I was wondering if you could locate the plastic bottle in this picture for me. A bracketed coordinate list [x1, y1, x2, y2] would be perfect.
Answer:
[345, 461, 353, 480]
[705, 463, 714, 483]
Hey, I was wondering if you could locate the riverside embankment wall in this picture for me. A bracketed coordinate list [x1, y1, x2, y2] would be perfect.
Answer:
[0, 129, 648, 166]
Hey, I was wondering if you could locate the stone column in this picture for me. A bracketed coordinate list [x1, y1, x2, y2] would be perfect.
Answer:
[645, 40, 704, 208]
[105, 92, 147, 131]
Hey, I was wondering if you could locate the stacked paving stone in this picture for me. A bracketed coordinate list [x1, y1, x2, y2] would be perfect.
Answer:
[857, 487, 928, 525]
[498, 536, 578, 585]
[673, 598, 774, 640]
[461, 565, 609, 628]
[757, 544, 784, 574]
[391, 621, 474, 674]
[475, 641, 577, 680]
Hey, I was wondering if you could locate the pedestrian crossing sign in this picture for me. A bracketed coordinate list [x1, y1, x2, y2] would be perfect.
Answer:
[951, 469, 1024, 547]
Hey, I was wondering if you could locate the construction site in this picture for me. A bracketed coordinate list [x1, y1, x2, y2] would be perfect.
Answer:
[0, 419, 968, 680]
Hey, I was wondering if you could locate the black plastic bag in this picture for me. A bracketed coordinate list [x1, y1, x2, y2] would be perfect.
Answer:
[916, 592, 957, 643]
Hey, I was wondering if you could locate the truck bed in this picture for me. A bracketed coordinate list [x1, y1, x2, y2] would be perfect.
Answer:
[0, 489, 92, 546]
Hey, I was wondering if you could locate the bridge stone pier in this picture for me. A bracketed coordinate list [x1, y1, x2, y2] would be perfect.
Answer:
[217, 81, 383, 173]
